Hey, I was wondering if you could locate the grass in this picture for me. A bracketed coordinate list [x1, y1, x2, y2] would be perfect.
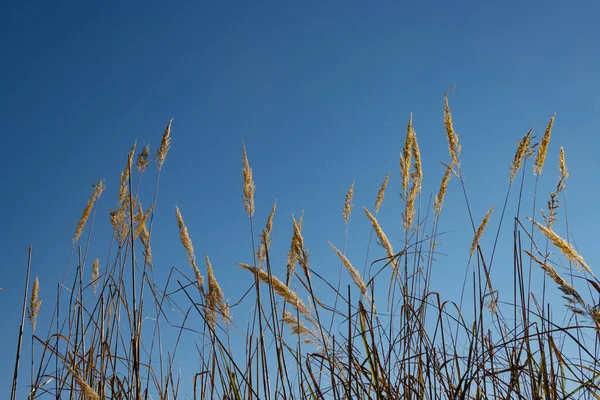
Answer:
[10, 92, 600, 399]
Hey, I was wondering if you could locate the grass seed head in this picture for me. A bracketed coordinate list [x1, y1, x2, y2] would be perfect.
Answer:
[470, 206, 494, 258]
[175, 206, 204, 288]
[241, 143, 255, 217]
[434, 163, 453, 216]
[137, 144, 151, 172]
[28, 276, 41, 331]
[400, 115, 414, 195]
[533, 115, 555, 176]
[444, 88, 461, 166]
[238, 263, 311, 317]
[91, 258, 100, 295]
[530, 218, 592, 275]
[375, 173, 389, 214]
[156, 119, 172, 171]
[363, 207, 394, 261]
[329, 242, 370, 301]
[510, 128, 533, 182]
[73, 180, 105, 244]
[559, 146, 569, 180]
[343, 182, 354, 224]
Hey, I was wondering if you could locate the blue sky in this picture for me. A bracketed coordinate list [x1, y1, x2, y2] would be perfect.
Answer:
[1, 0, 599, 395]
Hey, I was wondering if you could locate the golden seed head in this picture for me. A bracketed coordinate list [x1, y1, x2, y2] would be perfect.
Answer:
[156, 119, 173, 171]
[559, 146, 569, 180]
[127, 141, 136, 175]
[286, 213, 304, 280]
[265, 200, 276, 241]
[238, 263, 311, 316]
[342, 182, 354, 224]
[403, 185, 417, 231]
[282, 311, 312, 337]
[533, 115, 555, 176]
[525, 250, 585, 309]
[67, 366, 100, 400]
[400, 115, 414, 195]
[258, 201, 277, 264]
[375, 173, 389, 214]
[205, 255, 226, 327]
[117, 171, 128, 207]
[28, 276, 41, 331]
[291, 215, 310, 278]
[434, 163, 453, 216]
[411, 128, 422, 193]
[73, 179, 106, 244]
[329, 242, 370, 301]
[363, 207, 394, 261]
[241, 143, 255, 217]
[444, 88, 461, 166]
[510, 128, 533, 182]
[137, 144, 151, 173]
[91, 258, 100, 295]
[470, 206, 494, 258]
[530, 218, 592, 275]
[175, 206, 204, 289]
[403, 127, 423, 230]
[133, 201, 153, 241]
[117, 142, 136, 207]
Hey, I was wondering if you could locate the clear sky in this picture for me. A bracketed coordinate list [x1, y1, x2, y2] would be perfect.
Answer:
[1, 0, 599, 395]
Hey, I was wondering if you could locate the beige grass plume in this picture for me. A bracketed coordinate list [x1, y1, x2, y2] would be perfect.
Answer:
[175, 206, 205, 289]
[411, 130, 422, 192]
[241, 143, 255, 217]
[375, 174, 389, 214]
[137, 144, 151, 173]
[524, 250, 585, 309]
[404, 127, 422, 230]
[542, 147, 570, 229]
[118, 141, 137, 206]
[286, 213, 304, 281]
[91, 259, 100, 295]
[156, 119, 172, 171]
[258, 200, 277, 264]
[282, 311, 313, 337]
[343, 182, 354, 224]
[237, 263, 311, 316]
[444, 88, 461, 166]
[363, 207, 394, 261]
[205, 255, 227, 326]
[434, 163, 453, 216]
[133, 200, 153, 241]
[73, 179, 106, 244]
[328, 242, 370, 301]
[400, 115, 414, 195]
[291, 214, 310, 278]
[533, 115, 555, 176]
[510, 128, 533, 182]
[28, 276, 41, 332]
[529, 218, 592, 275]
[135, 201, 154, 269]
[470, 206, 494, 258]
[559, 146, 568, 180]
[66, 365, 100, 400]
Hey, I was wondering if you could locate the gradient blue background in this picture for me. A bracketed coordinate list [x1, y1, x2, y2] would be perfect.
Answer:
[1, 0, 599, 395]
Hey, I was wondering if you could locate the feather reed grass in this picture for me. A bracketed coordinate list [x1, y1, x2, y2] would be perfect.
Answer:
[17, 94, 600, 400]
[529, 218, 592, 275]
[375, 174, 389, 214]
[534, 115, 555, 176]
[73, 180, 105, 243]
[470, 206, 494, 258]
[343, 182, 354, 223]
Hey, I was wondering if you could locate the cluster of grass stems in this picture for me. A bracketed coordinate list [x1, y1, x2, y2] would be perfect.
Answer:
[10, 93, 600, 399]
